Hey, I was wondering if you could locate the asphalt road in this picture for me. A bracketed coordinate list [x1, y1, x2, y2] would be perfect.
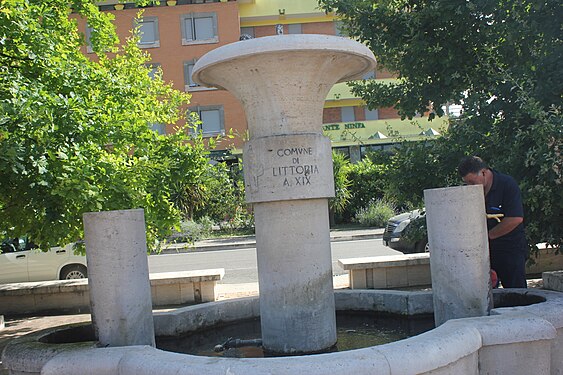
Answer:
[147, 238, 402, 284]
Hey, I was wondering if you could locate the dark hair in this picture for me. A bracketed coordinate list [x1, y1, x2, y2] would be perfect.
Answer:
[458, 156, 488, 177]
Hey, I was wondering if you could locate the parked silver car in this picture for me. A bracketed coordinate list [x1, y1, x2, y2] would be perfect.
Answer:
[382, 209, 429, 254]
[0, 237, 87, 284]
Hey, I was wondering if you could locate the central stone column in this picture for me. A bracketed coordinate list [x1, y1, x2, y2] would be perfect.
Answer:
[193, 35, 375, 354]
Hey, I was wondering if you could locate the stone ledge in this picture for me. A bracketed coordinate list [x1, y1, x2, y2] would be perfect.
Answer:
[339, 253, 429, 270]
[149, 269, 225, 284]
[0, 279, 89, 296]
[340, 253, 432, 289]
[341, 248, 563, 290]
[0, 269, 224, 315]
[543, 271, 563, 292]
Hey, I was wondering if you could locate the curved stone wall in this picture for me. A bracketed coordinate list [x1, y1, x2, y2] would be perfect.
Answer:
[3, 289, 562, 375]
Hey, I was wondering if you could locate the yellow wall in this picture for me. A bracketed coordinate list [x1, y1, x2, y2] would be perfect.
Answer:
[322, 118, 450, 147]
[239, 0, 333, 26]
[239, 0, 321, 18]
[325, 79, 396, 105]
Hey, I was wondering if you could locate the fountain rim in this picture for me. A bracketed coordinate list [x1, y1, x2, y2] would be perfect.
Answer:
[192, 34, 376, 88]
[3, 288, 562, 375]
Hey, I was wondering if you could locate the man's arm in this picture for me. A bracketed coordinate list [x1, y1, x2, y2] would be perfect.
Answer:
[488, 216, 523, 240]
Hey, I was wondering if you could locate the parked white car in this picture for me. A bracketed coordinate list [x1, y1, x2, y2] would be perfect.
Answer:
[0, 237, 87, 284]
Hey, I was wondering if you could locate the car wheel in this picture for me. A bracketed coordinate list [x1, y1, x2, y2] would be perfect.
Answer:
[60, 265, 87, 280]
[415, 239, 429, 253]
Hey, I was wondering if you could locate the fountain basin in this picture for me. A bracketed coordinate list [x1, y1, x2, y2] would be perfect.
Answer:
[156, 311, 434, 358]
[3, 288, 562, 374]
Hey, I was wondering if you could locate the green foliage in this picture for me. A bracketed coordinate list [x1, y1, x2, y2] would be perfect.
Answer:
[381, 139, 462, 209]
[328, 151, 350, 213]
[0, 0, 208, 249]
[219, 205, 254, 233]
[329, 151, 351, 215]
[319, 0, 562, 249]
[171, 158, 254, 233]
[401, 214, 427, 245]
[354, 199, 396, 227]
[169, 217, 214, 243]
[192, 161, 250, 225]
[320, 0, 561, 120]
[340, 157, 388, 221]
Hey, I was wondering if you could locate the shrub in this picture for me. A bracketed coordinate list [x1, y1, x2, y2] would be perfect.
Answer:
[341, 158, 388, 222]
[401, 213, 427, 244]
[329, 151, 351, 216]
[355, 199, 396, 227]
[169, 217, 214, 243]
[193, 161, 248, 224]
[219, 206, 255, 233]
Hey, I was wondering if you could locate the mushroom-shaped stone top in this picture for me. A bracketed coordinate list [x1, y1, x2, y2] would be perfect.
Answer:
[192, 34, 376, 90]
[192, 35, 376, 138]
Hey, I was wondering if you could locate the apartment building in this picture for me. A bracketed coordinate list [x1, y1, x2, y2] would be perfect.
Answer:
[81, 0, 446, 162]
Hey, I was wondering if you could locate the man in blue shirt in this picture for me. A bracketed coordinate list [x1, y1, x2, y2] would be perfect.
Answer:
[458, 156, 528, 288]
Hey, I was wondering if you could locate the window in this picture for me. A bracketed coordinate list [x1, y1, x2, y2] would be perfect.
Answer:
[85, 23, 113, 54]
[360, 145, 395, 159]
[145, 63, 161, 80]
[365, 108, 379, 121]
[184, 61, 198, 89]
[85, 24, 93, 53]
[240, 27, 255, 39]
[181, 12, 218, 45]
[184, 60, 214, 91]
[341, 107, 355, 122]
[363, 70, 376, 80]
[288, 23, 302, 34]
[150, 123, 166, 135]
[146, 63, 164, 135]
[333, 147, 350, 159]
[191, 106, 224, 136]
[335, 21, 347, 37]
[136, 17, 160, 48]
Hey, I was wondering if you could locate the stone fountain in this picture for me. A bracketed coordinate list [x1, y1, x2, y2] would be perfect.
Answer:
[191, 34, 376, 355]
[2, 35, 562, 375]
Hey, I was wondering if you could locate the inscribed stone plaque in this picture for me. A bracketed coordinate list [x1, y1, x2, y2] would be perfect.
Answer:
[243, 134, 335, 203]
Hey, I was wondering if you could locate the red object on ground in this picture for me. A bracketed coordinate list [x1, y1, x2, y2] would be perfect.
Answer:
[490, 269, 499, 288]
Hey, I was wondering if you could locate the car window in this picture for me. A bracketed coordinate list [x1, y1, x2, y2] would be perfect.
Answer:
[1, 238, 21, 253]
[21, 236, 38, 251]
[1, 236, 39, 253]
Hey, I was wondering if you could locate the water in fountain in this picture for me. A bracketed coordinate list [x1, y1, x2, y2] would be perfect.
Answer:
[157, 312, 434, 358]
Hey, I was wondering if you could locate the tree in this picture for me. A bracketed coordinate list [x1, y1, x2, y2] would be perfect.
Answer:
[0, 0, 209, 249]
[319, 0, 562, 249]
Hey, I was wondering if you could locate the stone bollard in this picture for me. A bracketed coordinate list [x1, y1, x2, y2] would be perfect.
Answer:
[83, 209, 155, 347]
[424, 185, 492, 326]
[193, 35, 375, 354]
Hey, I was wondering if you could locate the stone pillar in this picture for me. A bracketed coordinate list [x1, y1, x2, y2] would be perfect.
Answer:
[83, 209, 155, 347]
[424, 185, 492, 326]
[193, 35, 375, 354]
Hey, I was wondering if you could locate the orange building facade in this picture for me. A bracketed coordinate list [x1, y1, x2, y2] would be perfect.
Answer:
[80, 0, 447, 162]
